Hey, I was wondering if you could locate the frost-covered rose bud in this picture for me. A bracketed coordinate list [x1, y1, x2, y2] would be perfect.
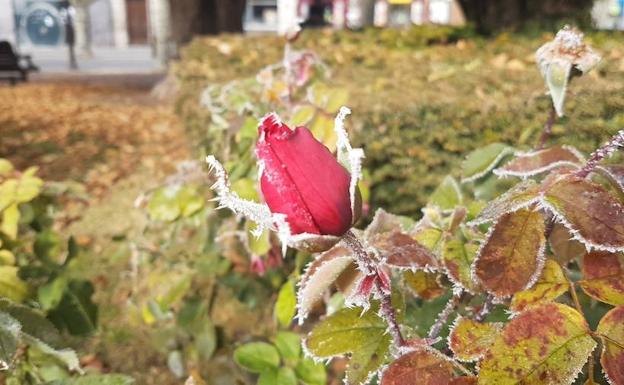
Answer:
[256, 114, 354, 236]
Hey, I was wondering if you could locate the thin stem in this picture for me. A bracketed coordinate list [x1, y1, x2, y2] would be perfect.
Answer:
[449, 357, 475, 377]
[475, 295, 494, 322]
[598, 333, 624, 350]
[536, 106, 557, 150]
[576, 129, 624, 178]
[428, 295, 460, 340]
[567, 278, 584, 317]
[343, 230, 405, 347]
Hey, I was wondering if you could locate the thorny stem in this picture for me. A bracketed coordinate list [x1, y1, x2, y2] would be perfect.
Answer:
[536, 106, 557, 150]
[576, 129, 624, 178]
[343, 231, 405, 347]
[428, 295, 461, 340]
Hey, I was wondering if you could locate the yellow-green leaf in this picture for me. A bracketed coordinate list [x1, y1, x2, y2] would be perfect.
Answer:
[449, 317, 501, 362]
[305, 306, 391, 385]
[461, 143, 513, 183]
[429, 175, 462, 211]
[475, 208, 546, 298]
[404, 270, 445, 300]
[0, 266, 29, 302]
[443, 239, 480, 293]
[275, 280, 296, 327]
[380, 349, 455, 385]
[290, 105, 316, 126]
[510, 259, 568, 312]
[478, 303, 596, 385]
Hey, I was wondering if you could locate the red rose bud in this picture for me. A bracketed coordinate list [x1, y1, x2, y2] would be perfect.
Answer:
[256, 114, 353, 236]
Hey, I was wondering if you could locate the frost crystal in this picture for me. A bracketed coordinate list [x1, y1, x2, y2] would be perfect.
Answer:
[334, 106, 365, 217]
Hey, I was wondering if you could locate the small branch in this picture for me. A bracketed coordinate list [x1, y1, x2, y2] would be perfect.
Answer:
[597, 333, 624, 350]
[576, 129, 624, 178]
[343, 231, 405, 347]
[475, 295, 494, 322]
[536, 106, 557, 150]
[428, 295, 460, 340]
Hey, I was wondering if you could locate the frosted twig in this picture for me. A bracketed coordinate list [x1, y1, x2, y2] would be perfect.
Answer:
[334, 107, 365, 217]
[576, 129, 624, 178]
[428, 295, 461, 340]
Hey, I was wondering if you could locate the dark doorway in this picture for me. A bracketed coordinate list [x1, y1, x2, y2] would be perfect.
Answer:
[126, 0, 148, 44]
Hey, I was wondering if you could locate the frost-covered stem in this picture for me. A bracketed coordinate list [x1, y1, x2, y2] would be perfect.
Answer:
[343, 230, 405, 347]
[475, 295, 494, 322]
[428, 295, 460, 340]
[536, 106, 557, 150]
[576, 129, 624, 178]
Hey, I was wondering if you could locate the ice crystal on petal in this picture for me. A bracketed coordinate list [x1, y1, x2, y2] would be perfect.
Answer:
[334, 106, 365, 218]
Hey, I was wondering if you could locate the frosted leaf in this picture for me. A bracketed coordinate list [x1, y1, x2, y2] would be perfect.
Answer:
[334, 107, 365, 219]
[494, 145, 584, 178]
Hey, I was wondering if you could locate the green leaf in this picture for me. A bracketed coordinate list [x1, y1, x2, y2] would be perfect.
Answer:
[295, 357, 326, 385]
[48, 280, 97, 336]
[325, 88, 349, 114]
[274, 332, 300, 361]
[546, 60, 571, 117]
[461, 143, 513, 183]
[596, 306, 624, 385]
[247, 226, 271, 256]
[258, 369, 278, 385]
[442, 239, 479, 293]
[177, 185, 204, 217]
[233, 342, 280, 373]
[0, 298, 63, 348]
[23, 333, 81, 373]
[275, 280, 296, 328]
[305, 306, 391, 385]
[38, 276, 69, 311]
[474, 208, 546, 298]
[0, 159, 13, 176]
[1, 203, 20, 240]
[0, 311, 20, 369]
[429, 175, 462, 210]
[449, 317, 501, 362]
[195, 321, 217, 361]
[34, 230, 63, 261]
[276, 367, 297, 385]
[510, 259, 568, 312]
[0, 266, 29, 302]
[470, 179, 541, 226]
[15, 173, 43, 203]
[290, 105, 316, 126]
[479, 303, 596, 385]
[231, 178, 259, 202]
[0, 250, 15, 266]
[147, 186, 181, 222]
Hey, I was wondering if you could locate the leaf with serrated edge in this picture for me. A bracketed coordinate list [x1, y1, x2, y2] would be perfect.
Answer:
[474, 208, 546, 298]
[549, 223, 586, 264]
[304, 307, 390, 385]
[380, 349, 455, 385]
[579, 251, 624, 306]
[596, 306, 624, 385]
[403, 270, 445, 300]
[448, 317, 502, 362]
[443, 239, 480, 294]
[494, 145, 584, 178]
[510, 259, 568, 312]
[364, 209, 406, 240]
[296, 245, 355, 323]
[0, 312, 20, 369]
[461, 143, 514, 183]
[371, 231, 439, 271]
[479, 303, 596, 385]
[469, 180, 541, 226]
[540, 176, 624, 252]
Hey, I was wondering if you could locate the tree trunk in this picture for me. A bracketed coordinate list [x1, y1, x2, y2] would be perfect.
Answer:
[215, 0, 246, 32]
[457, 0, 594, 34]
[74, 4, 93, 56]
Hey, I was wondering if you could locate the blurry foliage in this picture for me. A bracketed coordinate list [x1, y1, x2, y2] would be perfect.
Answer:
[175, 26, 624, 218]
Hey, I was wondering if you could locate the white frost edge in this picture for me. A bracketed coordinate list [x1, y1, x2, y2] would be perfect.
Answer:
[207, 155, 323, 256]
[461, 147, 515, 184]
[494, 160, 581, 179]
[537, 197, 624, 253]
[467, 196, 541, 227]
[295, 254, 357, 324]
[334, 106, 365, 219]
[446, 315, 503, 363]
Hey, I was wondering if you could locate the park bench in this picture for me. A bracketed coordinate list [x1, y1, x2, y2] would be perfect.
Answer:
[0, 41, 39, 85]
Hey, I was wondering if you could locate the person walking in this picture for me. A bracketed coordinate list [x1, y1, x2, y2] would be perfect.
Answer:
[60, 1, 78, 70]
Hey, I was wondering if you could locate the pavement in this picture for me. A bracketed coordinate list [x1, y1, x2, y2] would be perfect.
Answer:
[19, 45, 167, 89]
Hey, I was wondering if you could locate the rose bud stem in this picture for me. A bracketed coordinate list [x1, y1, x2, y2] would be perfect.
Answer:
[343, 230, 405, 347]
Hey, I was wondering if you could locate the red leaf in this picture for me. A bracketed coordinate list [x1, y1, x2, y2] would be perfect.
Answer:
[495, 145, 584, 178]
[597, 306, 624, 385]
[380, 350, 455, 385]
[372, 231, 439, 271]
[579, 251, 624, 306]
